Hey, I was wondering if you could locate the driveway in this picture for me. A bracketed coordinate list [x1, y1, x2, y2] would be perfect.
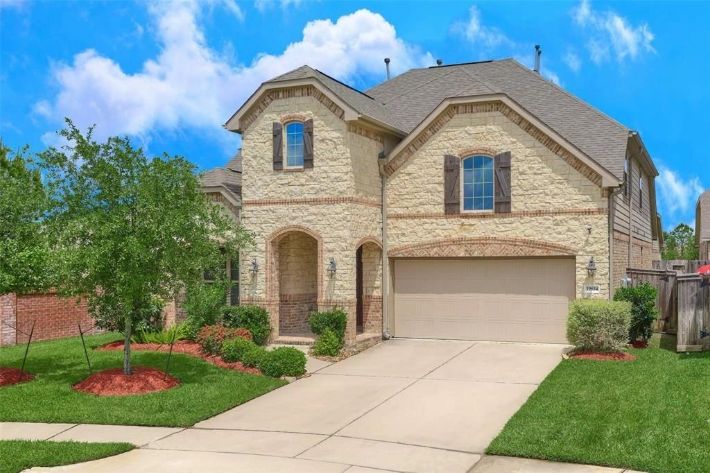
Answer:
[30, 339, 567, 473]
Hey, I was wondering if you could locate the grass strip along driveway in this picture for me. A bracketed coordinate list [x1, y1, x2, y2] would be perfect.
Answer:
[0, 440, 133, 473]
[0, 333, 285, 427]
[488, 336, 710, 473]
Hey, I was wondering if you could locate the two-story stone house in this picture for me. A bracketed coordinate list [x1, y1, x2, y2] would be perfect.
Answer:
[216, 58, 660, 345]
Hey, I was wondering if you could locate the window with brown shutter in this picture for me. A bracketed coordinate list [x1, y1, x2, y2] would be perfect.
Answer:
[303, 119, 313, 168]
[494, 151, 512, 213]
[272, 122, 283, 170]
[444, 154, 460, 214]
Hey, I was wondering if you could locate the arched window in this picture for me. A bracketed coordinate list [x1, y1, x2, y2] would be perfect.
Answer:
[285, 122, 304, 168]
[462, 155, 494, 211]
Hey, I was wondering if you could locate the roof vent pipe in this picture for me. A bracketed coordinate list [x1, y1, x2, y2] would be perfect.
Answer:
[534, 45, 542, 73]
[384, 58, 391, 80]
[436, 59, 443, 66]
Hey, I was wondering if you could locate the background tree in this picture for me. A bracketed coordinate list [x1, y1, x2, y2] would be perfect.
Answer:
[0, 144, 52, 295]
[662, 223, 698, 260]
[40, 121, 251, 374]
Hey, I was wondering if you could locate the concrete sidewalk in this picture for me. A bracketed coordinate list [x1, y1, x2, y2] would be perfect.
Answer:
[2, 339, 645, 473]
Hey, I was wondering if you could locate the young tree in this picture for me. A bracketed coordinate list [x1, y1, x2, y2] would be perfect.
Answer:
[41, 121, 251, 374]
[662, 223, 698, 260]
[0, 145, 52, 295]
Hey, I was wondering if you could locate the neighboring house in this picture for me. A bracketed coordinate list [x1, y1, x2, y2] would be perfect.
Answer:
[220, 58, 661, 345]
[697, 190, 710, 259]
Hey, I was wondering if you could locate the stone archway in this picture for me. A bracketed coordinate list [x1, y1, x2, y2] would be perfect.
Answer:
[355, 238, 383, 335]
[267, 227, 322, 338]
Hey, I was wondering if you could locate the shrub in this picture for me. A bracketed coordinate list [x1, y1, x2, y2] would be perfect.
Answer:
[221, 337, 257, 363]
[242, 345, 267, 368]
[182, 282, 229, 340]
[309, 309, 347, 340]
[223, 305, 272, 345]
[132, 322, 189, 344]
[614, 282, 658, 343]
[197, 324, 252, 355]
[259, 347, 307, 378]
[312, 328, 343, 357]
[567, 300, 632, 353]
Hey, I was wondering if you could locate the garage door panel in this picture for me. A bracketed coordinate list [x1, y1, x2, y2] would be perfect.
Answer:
[394, 258, 574, 343]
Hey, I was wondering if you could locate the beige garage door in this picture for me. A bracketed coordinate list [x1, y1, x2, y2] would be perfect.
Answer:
[394, 258, 575, 343]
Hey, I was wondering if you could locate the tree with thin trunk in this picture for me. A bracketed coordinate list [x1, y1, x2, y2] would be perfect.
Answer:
[40, 121, 250, 374]
[0, 144, 52, 295]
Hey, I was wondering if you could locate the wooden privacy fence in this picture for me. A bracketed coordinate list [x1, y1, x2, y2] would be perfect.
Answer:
[627, 267, 710, 352]
[652, 260, 710, 273]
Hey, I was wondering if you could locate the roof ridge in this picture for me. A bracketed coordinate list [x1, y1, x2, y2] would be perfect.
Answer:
[314, 68, 376, 101]
[376, 68, 460, 105]
[504, 59, 629, 134]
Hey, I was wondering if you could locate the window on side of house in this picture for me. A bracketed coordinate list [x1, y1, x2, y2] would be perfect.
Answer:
[462, 155, 494, 212]
[624, 154, 630, 198]
[285, 122, 304, 168]
[639, 174, 644, 209]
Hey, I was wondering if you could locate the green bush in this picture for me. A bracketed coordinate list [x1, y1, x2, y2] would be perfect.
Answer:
[223, 305, 272, 345]
[242, 345, 267, 368]
[614, 282, 658, 343]
[309, 309, 347, 340]
[312, 328, 343, 357]
[182, 282, 228, 340]
[221, 337, 257, 363]
[196, 324, 252, 355]
[259, 347, 307, 378]
[132, 322, 189, 344]
[567, 300, 632, 352]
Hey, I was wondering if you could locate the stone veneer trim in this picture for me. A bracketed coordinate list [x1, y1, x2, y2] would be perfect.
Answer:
[388, 236, 577, 258]
[388, 208, 607, 220]
[245, 196, 381, 208]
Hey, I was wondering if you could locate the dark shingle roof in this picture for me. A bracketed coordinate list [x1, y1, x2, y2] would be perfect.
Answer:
[201, 152, 242, 199]
[366, 59, 630, 180]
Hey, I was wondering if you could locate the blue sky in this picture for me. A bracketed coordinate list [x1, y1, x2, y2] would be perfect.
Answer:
[1, 0, 707, 229]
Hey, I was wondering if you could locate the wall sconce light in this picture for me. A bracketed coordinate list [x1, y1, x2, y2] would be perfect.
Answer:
[327, 257, 337, 277]
[250, 258, 259, 275]
[587, 257, 597, 277]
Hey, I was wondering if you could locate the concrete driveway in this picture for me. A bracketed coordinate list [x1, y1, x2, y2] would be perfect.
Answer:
[31, 339, 568, 473]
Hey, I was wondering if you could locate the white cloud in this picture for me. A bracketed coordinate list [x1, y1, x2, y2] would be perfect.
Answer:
[36, 3, 432, 143]
[453, 5, 511, 49]
[572, 0, 654, 64]
[563, 49, 581, 72]
[254, 0, 302, 12]
[657, 165, 705, 226]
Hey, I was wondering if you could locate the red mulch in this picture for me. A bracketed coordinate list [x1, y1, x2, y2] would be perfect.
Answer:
[98, 341, 261, 375]
[0, 367, 34, 387]
[73, 366, 179, 396]
[630, 340, 648, 348]
[570, 351, 637, 361]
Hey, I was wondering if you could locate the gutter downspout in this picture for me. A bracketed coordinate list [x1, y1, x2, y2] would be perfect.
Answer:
[378, 152, 391, 339]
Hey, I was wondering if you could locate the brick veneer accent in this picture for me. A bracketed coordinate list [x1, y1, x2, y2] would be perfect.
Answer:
[14, 293, 94, 344]
[612, 230, 656, 288]
[388, 236, 576, 258]
[384, 101, 603, 187]
[347, 123, 385, 144]
[280, 113, 311, 124]
[388, 208, 607, 220]
[279, 293, 317, 334]
[0, 294, 16, 346]
[241, 85, 345, 132]
[362, 295, 382, 334]
[245, 196, 381, 208]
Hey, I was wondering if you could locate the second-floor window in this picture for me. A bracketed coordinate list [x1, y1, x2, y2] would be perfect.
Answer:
[285, 122, 304, 168]
[462, 155, 494, 212]
[639, 174, 644, 209]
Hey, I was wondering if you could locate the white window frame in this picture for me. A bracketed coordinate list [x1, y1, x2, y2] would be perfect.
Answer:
[283, 121, 305, 169]
[460, 155, 495, 213]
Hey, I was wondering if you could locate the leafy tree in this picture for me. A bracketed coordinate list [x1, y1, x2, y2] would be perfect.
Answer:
[40, 121, 251, 374]
[662, 223, 698, 260]
[0, 144, 52, 295]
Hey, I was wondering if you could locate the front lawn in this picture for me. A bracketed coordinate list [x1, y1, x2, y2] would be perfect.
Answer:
[488, 335, 710, 473]
[0, 440, 133, 473]
[0, 333, 285, 427]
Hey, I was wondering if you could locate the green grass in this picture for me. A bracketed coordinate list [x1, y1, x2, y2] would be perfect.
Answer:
[0, 440, 133, 473]
[0, 333, 286, 427]
[487, 335, 710, 473]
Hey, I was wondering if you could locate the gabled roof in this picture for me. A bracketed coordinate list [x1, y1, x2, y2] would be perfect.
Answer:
[200, 152, 242, 206]
[367, 59, 634, 180]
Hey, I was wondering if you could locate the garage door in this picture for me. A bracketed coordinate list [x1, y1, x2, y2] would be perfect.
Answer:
[393, 258, 575, 343]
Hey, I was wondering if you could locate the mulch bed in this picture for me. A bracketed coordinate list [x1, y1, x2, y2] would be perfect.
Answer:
[569, 351, 637, 362]
[0, 367, 34, 387]
[98, 341, 261, 375]
[74, 367, 179, 396]
[630, 340, 648, 348]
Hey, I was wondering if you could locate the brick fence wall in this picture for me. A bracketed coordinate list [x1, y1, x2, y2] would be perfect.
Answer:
[0, 292, 94, 346]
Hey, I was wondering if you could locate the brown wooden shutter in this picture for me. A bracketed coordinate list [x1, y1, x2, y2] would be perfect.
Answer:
[272, 122, 283, 170]
[444, 154, 460, 214]
[303, 119, 314, 169]
[494, 151, 512, 213]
